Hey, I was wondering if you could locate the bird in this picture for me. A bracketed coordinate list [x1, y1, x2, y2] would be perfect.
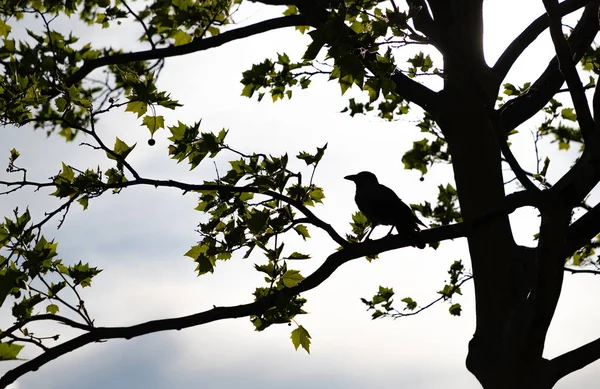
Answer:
[345, 171, 427, 249]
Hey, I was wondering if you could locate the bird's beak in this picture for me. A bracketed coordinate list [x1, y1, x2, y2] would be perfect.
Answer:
[344, 174, 356, 181]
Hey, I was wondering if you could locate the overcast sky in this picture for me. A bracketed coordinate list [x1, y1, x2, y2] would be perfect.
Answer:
[1, 1, 600, 388]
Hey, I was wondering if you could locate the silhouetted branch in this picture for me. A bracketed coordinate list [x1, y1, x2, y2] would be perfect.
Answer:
[67, 15, 307, 87]
[493, 0, 589, 85]
[563, 267, 600, 275]
[527, 207, 573, 358]
[0, 219, 472, 388]
[549, 336, 600, 386]
[121, 0, 156, 50]
[498, 136, 541, 192]
[390, 275, 473, 318]
[0, 315, 92, 341]
[0, 184, 537, 386]
[499, 4, 599, 132]
[406, 0, 439, 45]
[543, 0, 595, 144]
[563, 202, 600, 258]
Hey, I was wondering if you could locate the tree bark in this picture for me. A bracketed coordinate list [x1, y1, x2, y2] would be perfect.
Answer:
[429, 3, 568, 387]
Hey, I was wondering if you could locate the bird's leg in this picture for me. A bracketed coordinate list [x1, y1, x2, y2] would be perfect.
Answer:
[364, 225, 377, 241]
[386, 226, 395, 236]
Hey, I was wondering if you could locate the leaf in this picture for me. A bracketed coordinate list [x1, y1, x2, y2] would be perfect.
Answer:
[290, 325, 311, 353]
[0, 19, 11, 38]
[125, 101, 147, 118]
[294, 225, 310, 240]
[286, 252, 311, 260]
[46, 303, 59, 314]
[449, 303, 462, 316]
[296, 143, 327, 166]
[55, 97, 68, 112]
[561, 108, 577, 121]
[540, 157, 550, 177]
[173, 30, 192, 46]
[503, 83, 518, 96]
[309, 187, 325, 203]
[107, 137, 136, 161]
[303, 29, 326, 60]
[401, 297, 417, 310]
[283, 5, 298, 16]
[0, 342, 24, 361]
[60, 162, 74, 181]
[67, 261, 102, 287]
[282, 269, 304, 287]
[9, 148, 19, 163]
[0, 265, 22, 306]
[78, 197, 89, 210]
[141, 115, 165, 135]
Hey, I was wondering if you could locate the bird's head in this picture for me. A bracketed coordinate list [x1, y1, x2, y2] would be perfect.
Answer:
[344, 171, 379, 187]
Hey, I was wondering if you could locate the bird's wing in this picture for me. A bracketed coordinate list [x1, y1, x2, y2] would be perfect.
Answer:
[377, 184, 425, 230]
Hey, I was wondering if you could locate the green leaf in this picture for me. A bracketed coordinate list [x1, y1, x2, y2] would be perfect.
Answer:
[503, 83, 518, 96]
[449, 303, 462, 316]
[55, 97, 68, 112]
[0, 19, 11, 38]
[561, 108, 577, 121]
[107, 137, 136, 161]
[60, 162, 74, 181]
[142, 115, 165, 135]
[303, 29, 326, 60]
[0, 342, 24, 361]
[296, 25, 309, 34]
[540, 157, 550, 177]
[9, 148, 20, 163]
[286, 252, 311, 260]
[0, 265, 22, 306]
[294, 225, 310, 240]
[173, 30, 192, 46]
[308, 187, 325, 204]
[46, 303, 59, 314]
[125, 101, 147, 118]
[78, 197, 89, 210]
[290, 325, 311, 353]
[254, 263, 275, 277]
[67, 261, 102, 287]
[283, 5, 298, 16]
[282, 269, 304, 287]
[401, 297, 417, 310]
[296, 143, 327, 166]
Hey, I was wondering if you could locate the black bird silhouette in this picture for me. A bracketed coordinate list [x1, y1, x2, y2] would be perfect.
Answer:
[345, 171, 427, 249]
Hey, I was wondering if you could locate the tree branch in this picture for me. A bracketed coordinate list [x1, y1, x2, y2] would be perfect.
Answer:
[543, 0, 595, 144]
[0, 187, 538, 386]
[66, 15, 307, 87]
[526, 206, 572, 358]
[492, 0, 589, 86]
[498, 3, 599, 132]
[563, 267, 600, 275]
[0, 218, 466, 388]
[124, 177, 349, 247]
[390, 69, 439, 113]
[563, 201, 600, 258]
[406, 0, 440, 46]
[0, 315, 92, 341]
[549, 336, 600, 386]
[498, 134, 540, 192]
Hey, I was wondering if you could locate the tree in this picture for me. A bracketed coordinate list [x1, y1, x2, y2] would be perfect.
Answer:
[0, 0, 599, 388]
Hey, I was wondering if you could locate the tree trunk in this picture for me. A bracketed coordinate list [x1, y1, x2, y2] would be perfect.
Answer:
[436, 81, 558, 388]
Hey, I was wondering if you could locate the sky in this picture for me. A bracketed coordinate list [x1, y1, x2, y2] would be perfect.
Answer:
[1, 1, 600, 388]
